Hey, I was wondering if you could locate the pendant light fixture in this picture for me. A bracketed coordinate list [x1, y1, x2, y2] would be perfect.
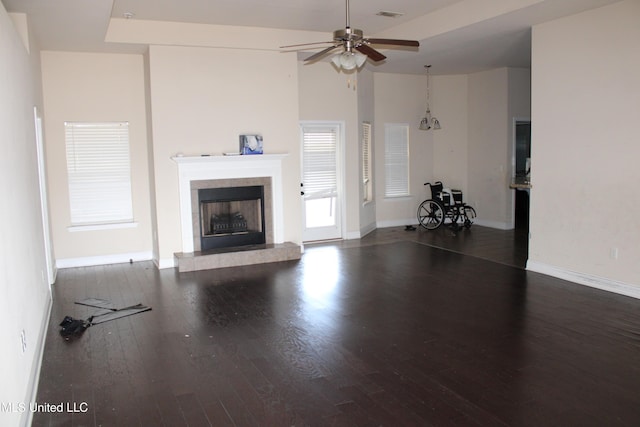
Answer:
[419, 65, 441, 131]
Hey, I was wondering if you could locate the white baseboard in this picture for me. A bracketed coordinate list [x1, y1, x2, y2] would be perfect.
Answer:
[473, 219, 512, 230]
[157, 257, 176, 269]
[376, 218, 417, 229]
[359, 222, 377, 238]
[527, 261, 640, 300]
[345, 230, 361, 240]
[22, 294, 52, 427]
[345, 221, 391, 240]
[56, 251, 153, 269]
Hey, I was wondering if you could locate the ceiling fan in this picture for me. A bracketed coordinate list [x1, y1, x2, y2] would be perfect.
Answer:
[280, 0, 420, 71]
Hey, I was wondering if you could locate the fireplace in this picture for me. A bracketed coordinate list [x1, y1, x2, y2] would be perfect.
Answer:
[190, 176, 274, 253]
[198, 185, 265, 251]
[172, 154, 300, 272]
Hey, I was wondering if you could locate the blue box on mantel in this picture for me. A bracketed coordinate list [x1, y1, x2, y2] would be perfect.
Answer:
[239, 135, 263, 155]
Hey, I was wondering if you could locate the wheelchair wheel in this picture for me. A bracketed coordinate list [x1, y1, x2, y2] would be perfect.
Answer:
[417, 200, 444, 230]
[463, 206, 476, 228]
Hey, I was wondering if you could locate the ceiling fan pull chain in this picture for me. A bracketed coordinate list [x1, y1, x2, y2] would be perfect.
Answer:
[346, 73, 357, 90]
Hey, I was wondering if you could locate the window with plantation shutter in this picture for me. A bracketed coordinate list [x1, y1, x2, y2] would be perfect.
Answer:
[301, 125, 337, 200]
[65, 122, 134, 226]
[384, 123, 410, 198]
[361, 122, 372, 202]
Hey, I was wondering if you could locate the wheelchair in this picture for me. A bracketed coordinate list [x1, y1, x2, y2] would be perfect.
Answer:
[417, 181, 476, 230]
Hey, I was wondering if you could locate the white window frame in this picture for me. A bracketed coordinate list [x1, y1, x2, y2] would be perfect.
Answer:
[361, 122, 373, 203]
[384, 123, 410, 198]
[64, 121, 134, 229]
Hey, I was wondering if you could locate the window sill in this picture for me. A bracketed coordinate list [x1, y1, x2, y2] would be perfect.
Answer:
[68, 222, 138, 232]
[384, 195, 412, 201]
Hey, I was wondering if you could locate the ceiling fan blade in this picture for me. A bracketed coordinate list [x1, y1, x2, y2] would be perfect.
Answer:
[367, 38, 420, 47]
[355, 44, 386, 62]
[305, 45, 340, 62]
[280, 41, 334, 49]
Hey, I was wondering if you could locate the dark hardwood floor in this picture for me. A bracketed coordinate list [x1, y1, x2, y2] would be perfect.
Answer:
[317, 224, 530, 269]
[33, 226, 640, 426]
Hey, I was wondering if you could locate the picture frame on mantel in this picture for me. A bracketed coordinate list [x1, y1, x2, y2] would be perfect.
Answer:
[239, 134, 263, 155]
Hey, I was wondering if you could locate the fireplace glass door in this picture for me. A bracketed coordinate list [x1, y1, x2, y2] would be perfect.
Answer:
[198, 186, 265, 251]
[201, 199, 262, 236]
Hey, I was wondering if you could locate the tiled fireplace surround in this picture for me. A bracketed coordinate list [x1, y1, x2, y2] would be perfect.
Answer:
[172, 154, 301, 272]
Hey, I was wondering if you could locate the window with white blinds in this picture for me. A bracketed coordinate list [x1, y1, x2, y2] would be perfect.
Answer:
[361, 122, 372, 202]
[301, 125, 337, 199]
[65, 122, 133, 226]
[384, 123, 410, 197]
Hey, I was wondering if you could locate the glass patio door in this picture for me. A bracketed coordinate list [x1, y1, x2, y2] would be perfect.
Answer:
[300, 123, 343, 242]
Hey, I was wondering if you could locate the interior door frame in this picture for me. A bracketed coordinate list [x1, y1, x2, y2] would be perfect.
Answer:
[34, 106, 56, 287]
[299, 120, 346, 242]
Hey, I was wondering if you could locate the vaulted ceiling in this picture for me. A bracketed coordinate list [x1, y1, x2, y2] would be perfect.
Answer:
[2, 0, 621, 74]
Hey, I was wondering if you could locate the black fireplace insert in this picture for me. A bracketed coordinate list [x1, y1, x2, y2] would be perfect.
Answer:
[198, 185, 265, 251]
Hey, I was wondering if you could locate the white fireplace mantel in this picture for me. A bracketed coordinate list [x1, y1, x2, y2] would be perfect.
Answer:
[172, 154, 288, 253]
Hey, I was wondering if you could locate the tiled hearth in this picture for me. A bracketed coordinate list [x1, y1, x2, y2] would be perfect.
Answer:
[174, 242, 301, 272]
[172, 154, 301, 272]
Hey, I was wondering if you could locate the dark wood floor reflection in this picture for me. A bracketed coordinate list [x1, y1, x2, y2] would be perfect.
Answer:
[34, 227, 640, 426]
[314, 224, 530, 269]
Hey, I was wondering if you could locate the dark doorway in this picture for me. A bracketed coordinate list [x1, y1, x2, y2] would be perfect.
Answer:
[514, 121, 531, 231]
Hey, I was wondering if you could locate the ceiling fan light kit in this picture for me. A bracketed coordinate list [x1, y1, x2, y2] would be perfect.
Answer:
[331, 50, 367, 71]
[280, 0, 419, 73]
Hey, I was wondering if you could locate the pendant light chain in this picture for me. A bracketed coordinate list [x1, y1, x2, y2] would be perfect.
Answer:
[426, 65, 431, 110]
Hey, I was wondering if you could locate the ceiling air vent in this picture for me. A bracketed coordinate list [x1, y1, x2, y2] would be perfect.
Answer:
[376, 11, 404, 18]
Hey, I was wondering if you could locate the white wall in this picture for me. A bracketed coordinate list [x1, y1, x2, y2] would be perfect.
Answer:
[371, 70, 528, 230]
[0, 7, 51, 427]
[373, 69, 528, 230]
[529, 0, 640, 292]
[297, 67, 472, 237]
[40, 52, 153, 266]
[374, 68, 530, 232]
[357, 69, 376, 236]
[374, 73, 434, 227]
[432, 74, 469, 191]
[467, 69, 511, 228]
[148, 46, 301, 265]
[35, 51, 530, 270]
[143, 51, 160, 263]
[466, 68, 530, 229]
